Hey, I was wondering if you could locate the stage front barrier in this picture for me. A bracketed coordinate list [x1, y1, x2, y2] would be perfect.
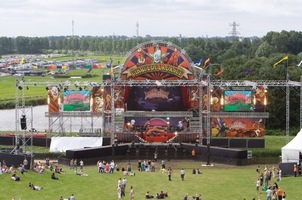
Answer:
[50, 137, 103, 152]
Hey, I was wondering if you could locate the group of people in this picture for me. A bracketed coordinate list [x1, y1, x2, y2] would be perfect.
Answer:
[97, 160, 116, 173]
[184, 193, 202, 200]
[117, 177, 134, 200]
[256, 165, 287, 200]
[69, 159, 84, 171]
[144, 191, 168, 199]
[137, 160, 156, 172]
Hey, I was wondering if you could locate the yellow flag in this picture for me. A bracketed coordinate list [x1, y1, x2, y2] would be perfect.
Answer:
[273, 56, 288, 68]
[19, 57, 25, 65]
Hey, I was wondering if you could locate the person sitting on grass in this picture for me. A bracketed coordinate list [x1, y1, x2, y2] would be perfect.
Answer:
[29, 182, 43, 190]
[156, 191, 168, 199]
[76, 169, 89, 176]
[11, 173, 20, 181]
[146, 191, 154, 199]
[55, 166, 62, 174]
[51, 172, 59, 180]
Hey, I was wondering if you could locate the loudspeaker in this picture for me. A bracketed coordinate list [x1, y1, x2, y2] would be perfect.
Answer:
[20, 115, 27, 130]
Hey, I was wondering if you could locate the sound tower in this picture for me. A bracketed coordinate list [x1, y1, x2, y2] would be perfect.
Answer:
[20, 115, 27, 130]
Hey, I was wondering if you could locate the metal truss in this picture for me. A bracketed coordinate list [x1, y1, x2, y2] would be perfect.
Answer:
[16, 75, 302, 145]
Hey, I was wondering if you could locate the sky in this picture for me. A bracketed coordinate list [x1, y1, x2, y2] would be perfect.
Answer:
[0, 0, 301, 38]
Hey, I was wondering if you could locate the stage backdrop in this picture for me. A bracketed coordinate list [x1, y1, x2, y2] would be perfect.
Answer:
[211, 118, 265, 137]
[121, 41, 195, 111]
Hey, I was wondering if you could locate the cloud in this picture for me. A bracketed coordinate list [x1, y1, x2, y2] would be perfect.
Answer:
[0, 0, 301, 37]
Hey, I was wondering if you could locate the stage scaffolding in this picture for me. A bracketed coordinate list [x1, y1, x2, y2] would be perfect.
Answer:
[14, 75, 302, 146]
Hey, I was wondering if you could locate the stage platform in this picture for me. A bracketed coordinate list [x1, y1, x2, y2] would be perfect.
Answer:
[65, 142, 251, 166]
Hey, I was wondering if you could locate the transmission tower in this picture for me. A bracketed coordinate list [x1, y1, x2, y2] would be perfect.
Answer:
[136, 21, 139, 37]
[229, 21, 240, 38]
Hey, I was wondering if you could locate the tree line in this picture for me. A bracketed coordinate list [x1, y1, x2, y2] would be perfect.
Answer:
[1, 31, 302, 130]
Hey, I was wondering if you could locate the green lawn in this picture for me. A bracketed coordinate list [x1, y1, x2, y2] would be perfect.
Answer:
[0, 55, 124, 102]
[0, 161, 301, 200]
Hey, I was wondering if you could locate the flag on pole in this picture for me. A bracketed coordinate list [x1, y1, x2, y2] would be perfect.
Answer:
[273, 56, 288, 68]
[194, 58, 203, 67]
[19, 57, 25, 65]
[214, 68, 224, 76]
[203, 57, 211, 69]
[106, 58, 113, 74]
[106, 58, 113, 68]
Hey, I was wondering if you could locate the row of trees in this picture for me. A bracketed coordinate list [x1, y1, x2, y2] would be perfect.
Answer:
[1, 31, 302, 130]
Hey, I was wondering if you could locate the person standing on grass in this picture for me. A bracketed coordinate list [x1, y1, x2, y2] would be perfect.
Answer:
[277, 187, 283, 200]
[79, 160, 84, 170]
[129, 186, 134, 200]
[70, 159, 74, 169]
[180, 168, 185, 181]
[293, 164, 297, 177]
[167, 167, 172, 181]
[278, 168, 282, 181]
[161, 160, 165, 169]
[74, 159, 77, 172]
[256, 178, 260, 193]
[266, 186, 272, 200]
[117, 185, 122, 200]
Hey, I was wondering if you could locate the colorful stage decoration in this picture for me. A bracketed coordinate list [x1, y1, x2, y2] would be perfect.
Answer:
[45, 41, 269, 141]
[63, 90, 90, 111]
[125, 117, 190, 142]
[47, 86, 61, 113]
[211, 118, 265, 137]
[121, 42, 194, 111]
[91, 86, 103, 113]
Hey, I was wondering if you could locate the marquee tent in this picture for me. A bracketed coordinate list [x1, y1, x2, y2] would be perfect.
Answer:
[281, 129, 302, 163]
[50, 137, 103, 152]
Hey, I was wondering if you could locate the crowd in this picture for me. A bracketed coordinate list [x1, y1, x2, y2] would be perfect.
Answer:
[3, 156, 296, 199]
[255, 165, 287, 200]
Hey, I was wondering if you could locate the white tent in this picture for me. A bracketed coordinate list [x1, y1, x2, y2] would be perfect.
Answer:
[50, 137, 103, 152]
[281, 129, 302, 163]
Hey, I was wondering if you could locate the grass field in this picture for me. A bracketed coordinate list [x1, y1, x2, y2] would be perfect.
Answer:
[1, 160, 301, 200]
[0, 55, 124, 102]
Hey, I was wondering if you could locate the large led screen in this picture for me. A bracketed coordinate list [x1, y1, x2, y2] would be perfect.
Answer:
[63, 90, 90, 111]
[126, 86, 187, 111]
[224, 90, 252, 112]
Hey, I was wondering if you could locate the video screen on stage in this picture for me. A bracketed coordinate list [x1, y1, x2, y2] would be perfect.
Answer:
[126, 86, 187, 111]
[63, 90, 91, 111]
[124, 117, 189, 132]
[211, 117, 264, 137]
[224, 90, 252, 112]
